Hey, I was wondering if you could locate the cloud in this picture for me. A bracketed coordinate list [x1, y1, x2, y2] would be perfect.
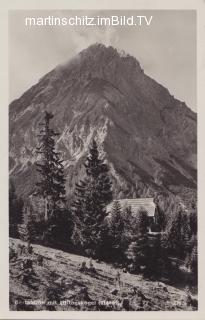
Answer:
[9, 10, 196, 111]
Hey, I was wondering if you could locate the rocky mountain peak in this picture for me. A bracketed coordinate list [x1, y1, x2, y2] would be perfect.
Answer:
[9, 44, 197, 202]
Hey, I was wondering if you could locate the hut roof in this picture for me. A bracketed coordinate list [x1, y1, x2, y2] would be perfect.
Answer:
[107, 198, 156, 217]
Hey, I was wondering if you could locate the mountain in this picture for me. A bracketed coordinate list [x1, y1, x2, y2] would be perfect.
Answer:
[9, 43, 197, 202]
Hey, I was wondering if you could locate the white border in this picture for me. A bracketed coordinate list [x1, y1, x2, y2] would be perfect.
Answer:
[0, 0, 204, 319]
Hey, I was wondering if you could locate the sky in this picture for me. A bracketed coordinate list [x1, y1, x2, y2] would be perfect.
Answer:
[9, 10, 196, 111]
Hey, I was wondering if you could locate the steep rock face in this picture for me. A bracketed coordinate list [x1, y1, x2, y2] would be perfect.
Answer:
[9, 43, 197, 200]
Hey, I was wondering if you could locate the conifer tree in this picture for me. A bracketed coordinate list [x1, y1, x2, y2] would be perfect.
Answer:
[185, 234, 197, 280]
[9, 179, 23, 237]
[72, 139, 112, 257]
[35, 111, 68, 244]
[108, 201, 124, 260]
[146, 233, 164, 277]
[189, 244, 197, 276]
[121, 205, 134, 234]
[35, 111, 66, 220]
[21, 200, 37, 242]
[163, 207, 191, 259]
[154, 203, 166, 231]
[120, 205, 136, 254]
[126, 208, 149, 272]
[136, 207, 149, 234]
[189, 201, 197, 236]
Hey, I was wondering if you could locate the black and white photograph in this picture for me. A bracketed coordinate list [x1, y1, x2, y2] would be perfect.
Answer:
[8, 9, 198, 312]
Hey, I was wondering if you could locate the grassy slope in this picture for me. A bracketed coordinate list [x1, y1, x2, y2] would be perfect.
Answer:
[9, 238, 196, 311]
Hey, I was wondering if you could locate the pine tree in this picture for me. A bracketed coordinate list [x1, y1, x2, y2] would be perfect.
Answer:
[136, 207, 149, 234]
[35, 111, 67, 244]
[126, 237, 148, 273]
[189, 244, 197, 275]
[9, 179, 23, 237]
[154, 203, 166, 231]
[108, 201, 124, 260]
[121, 205, 134, 233]
[126, 208, 149, 272]
[185, 234, 197, 276]
[146, 233, 164, 277]
[163, 207, 191, 259]
[189, 201, 197, 236]
[121, 205, 135, 246]
[35, 111, 66, 218]
[21, 200, 38, 242]
[9, 179, 16, 225]
[84, 139, 113, 206]
[72, 139, 112, 257]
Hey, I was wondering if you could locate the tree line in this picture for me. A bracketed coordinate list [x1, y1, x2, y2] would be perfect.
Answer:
[9, 111, 197, 283]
